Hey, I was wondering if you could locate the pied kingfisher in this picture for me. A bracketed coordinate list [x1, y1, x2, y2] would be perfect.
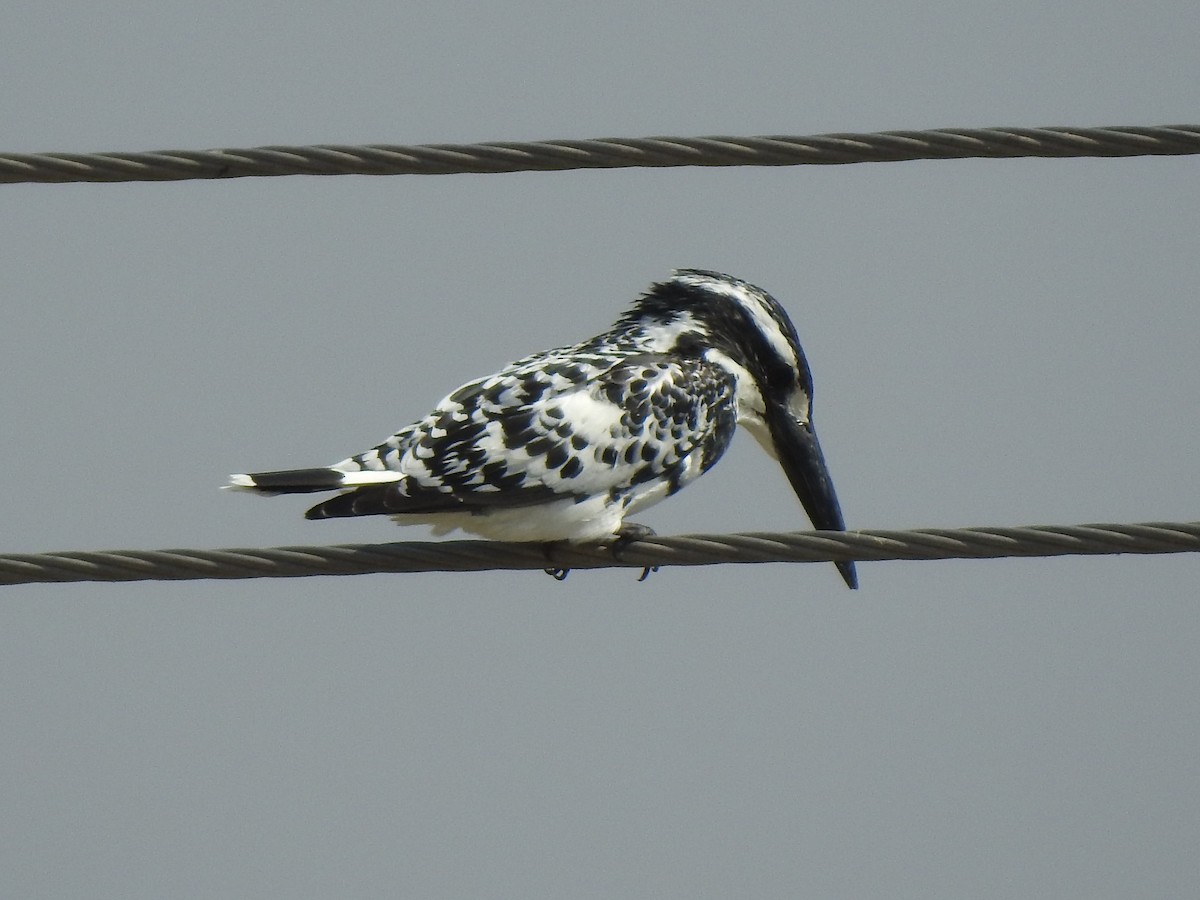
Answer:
[228, 269, 857, 588]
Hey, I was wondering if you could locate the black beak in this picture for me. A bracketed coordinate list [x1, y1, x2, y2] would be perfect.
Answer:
[767, 401, 858, 589]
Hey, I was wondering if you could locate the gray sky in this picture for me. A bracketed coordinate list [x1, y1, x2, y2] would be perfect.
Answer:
[3, 2, 1198, 897]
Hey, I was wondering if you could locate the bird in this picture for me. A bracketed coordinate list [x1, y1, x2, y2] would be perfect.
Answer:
[227, 269, 858, 588]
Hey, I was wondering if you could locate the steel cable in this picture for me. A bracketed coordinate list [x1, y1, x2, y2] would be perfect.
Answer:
[2, 124, 1197, 184]
[3, 521, 1198, 586]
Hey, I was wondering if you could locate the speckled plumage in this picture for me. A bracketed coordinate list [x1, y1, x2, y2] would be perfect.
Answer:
[229, 269, 857, 587]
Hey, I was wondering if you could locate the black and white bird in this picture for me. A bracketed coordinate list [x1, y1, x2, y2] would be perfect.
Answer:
[228, 269, 857, 588]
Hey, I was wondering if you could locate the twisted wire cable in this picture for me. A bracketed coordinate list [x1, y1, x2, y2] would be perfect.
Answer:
[2, 521, 1198, 586]
[2, 124, 1197, 184]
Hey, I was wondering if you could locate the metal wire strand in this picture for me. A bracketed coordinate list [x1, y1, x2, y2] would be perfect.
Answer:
[2, 124, 1197, 184]
[2, 521, 1198, 586]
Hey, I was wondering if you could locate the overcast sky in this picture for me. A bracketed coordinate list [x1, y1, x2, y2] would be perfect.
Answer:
[3, 2, 1198, 897]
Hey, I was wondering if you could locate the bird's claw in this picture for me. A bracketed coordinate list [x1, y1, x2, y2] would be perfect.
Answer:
[612, 523, 658, 582]
[540, 525, 658, 582]
[541, 541, 571, 581]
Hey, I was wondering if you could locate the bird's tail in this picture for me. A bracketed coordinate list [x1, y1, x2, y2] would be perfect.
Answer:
[225, 467, 402, 495]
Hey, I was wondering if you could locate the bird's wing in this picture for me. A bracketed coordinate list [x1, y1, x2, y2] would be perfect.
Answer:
[306, 354, 737, 520]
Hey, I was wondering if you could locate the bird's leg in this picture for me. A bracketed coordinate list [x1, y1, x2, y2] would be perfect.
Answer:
[610, 523, 659, 582]
[541, 525, 658, 582]
[542, 541, 570, 581]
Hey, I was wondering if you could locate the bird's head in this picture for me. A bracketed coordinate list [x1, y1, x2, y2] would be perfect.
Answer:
[621, 269, 858, 589]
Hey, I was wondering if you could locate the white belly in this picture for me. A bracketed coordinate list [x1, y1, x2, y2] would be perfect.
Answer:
[392, 493, 624, 543]
[388, 471, 682, 544]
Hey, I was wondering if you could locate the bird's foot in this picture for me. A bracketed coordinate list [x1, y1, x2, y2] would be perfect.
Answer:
[542, 540, 571, 581]
[540, 525, 659, 582]
[610, 523, 659, 582]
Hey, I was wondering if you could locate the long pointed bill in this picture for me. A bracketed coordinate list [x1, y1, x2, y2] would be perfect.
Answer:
[766, 403, 858, 589]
